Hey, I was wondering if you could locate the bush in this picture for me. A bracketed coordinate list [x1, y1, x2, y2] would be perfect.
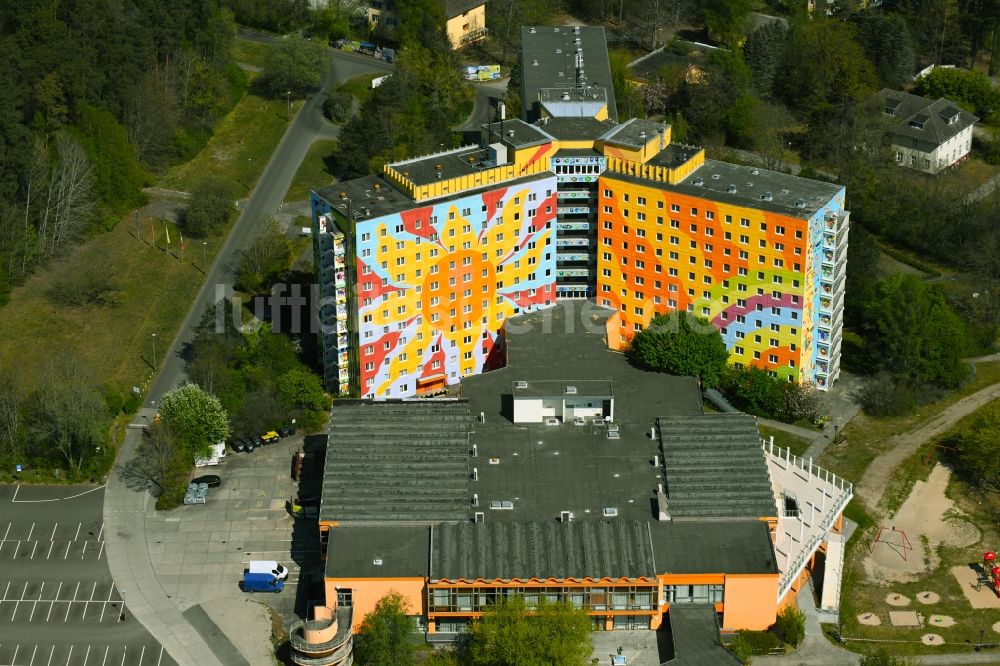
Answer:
[736, 629, 781, 655]
[182, 177, 236, 237]
[627, 311, 730, 387]
[774, 606, 805, 647]
[720, 366, 787, 420]
[727, 634, 754, 664]
[47, 265, 119, 307]
[323, 91, 354, 123]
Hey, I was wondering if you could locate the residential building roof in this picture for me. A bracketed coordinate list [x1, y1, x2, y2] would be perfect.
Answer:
[663, 605, 742, 665]
[600, 118, 669, 149]
[326, 525, 430, 578]
[657, 414, 778, 520]
[443, 0, 485, 19]
[605, 159, 844, 218]
[537, 116, 617, 141]
[481, 118, 555, 149]
[874, 87, 978, 151]
[520, 26, 617, 123]
[320, 399, 474, 524]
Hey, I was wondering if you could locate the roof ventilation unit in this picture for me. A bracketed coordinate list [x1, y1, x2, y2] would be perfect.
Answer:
[603, 507, 619, 517]
[544, 417, 560, 426]
[472, 467, 479, 481]
[474, 511, 484, 523]
[751, 168, 760, 175]
[472, 493, 479, 507]
[513, 380, 528, 389]
[373, 558, 383, 566]
[564, 385, 577, 395]
[529, 26, 537, 33]
[726, 184, 738, 194]
[560, 511, 574, 522]
[795, 199, 806, 208]
[573, 25, 580, 34]
[692, 178, 704, 186]
[532, 59, 539, 66]
[761, 191, 773, 201]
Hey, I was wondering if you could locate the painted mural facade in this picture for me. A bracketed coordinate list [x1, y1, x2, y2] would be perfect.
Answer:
[596, 175, 847, 386]
[353, 177, 559, 398]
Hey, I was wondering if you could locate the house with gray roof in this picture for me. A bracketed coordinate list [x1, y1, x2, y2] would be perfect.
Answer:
[874, 88, 978, 174]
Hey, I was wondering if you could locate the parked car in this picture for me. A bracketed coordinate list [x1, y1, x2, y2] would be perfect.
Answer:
[230, 440, 246, 453]
[259, 431, 280, 446]
[278, 424, 296, 437]
[248, 560, 289, 580]
[243, 438, 257, 452]
[192, 475, 222, 488]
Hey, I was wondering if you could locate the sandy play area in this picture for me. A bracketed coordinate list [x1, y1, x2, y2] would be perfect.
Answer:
[865, 464, 980, 583]
[952, 566, 1000, 609]
[886, 593, 910, 606]
[928, 614, 956, 627]
[917, 591, 940, 604]
[858, 612, 881, 626]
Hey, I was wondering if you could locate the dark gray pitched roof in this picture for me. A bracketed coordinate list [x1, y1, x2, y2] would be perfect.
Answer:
[321, 400, 474, 523]
[652, 521, 778, 575]
[657, 414, 777, 520]
[443, 0, 484, 19]
[431, 520, 656, 581]
[662, 604, 741, 666]
[875, 88, 978, 151]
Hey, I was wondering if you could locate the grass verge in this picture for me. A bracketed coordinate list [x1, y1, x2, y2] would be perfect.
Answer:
[232, 37, 272, 69]
[818, 360, 1000, 486]
[337, 73, 379, 106]
[161, 82, 304, 195]
[759, 425, 812, 457]
[284, 139, 338, 202]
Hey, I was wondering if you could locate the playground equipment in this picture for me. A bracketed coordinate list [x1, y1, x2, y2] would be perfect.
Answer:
[870, 526, 914, 561]
[975, 551, 1000, 597]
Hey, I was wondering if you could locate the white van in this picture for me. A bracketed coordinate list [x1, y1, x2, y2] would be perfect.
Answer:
[248, 560, 288, 580]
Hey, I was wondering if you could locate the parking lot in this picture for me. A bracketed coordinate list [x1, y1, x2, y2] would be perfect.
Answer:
[141, 433, 325, 624]
[0, 485, 177, 666]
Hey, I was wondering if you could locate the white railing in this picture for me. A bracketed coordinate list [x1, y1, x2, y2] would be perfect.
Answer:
[762, 442, 853, 601]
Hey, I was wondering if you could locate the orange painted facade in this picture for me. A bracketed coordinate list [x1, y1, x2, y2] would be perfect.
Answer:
[324, 577, 426, 632]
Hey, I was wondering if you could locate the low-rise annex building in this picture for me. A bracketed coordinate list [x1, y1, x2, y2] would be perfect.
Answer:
[289, 307, 852, 664]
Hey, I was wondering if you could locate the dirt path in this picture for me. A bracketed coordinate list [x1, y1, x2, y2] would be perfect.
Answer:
[856, 382, 1000, 510]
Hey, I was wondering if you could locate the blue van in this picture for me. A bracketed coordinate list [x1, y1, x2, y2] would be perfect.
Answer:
[243, 572, 284, 593]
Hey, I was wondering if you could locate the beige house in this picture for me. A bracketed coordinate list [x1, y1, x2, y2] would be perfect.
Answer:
[874, 88, 978, 174]
[366, 0, 486, 48]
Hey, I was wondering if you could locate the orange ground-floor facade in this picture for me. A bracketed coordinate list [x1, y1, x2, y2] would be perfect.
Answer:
[324, 571, 782, 634]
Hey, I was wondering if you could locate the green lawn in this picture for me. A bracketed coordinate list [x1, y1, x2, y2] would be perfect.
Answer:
[231, 37, 272, 69]
[285, 139, 338, 202]
[161, 83, 303, 195]
[759, 425, 812, 457]
[337, 73, 379, 106]
[818, 360, 1000, 486]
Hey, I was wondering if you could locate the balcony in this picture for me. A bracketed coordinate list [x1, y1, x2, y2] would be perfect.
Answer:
[556, 237, 593, 248]
[557, 253, 591, 262]
[290, 606, 354, 666]
[557, 205, 592, 216]
[557, 190, 592, 200]
[556, 221, 592, 232]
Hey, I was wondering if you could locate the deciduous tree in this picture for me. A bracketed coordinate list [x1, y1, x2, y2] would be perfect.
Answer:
[182, 176, 235, 237]
[628, 312, 730, 387]
[260, 35, 329, 98]
[158, 383, 231, 459]
[354, 592, 417, 666]
[465, 596, 592, 666]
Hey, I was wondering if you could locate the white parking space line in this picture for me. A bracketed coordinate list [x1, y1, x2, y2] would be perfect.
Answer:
[2, 522, 10, 543]
[65, 581, 79, 622]
[74, 523, 81, 541]
[119, 647, 126, 666]
[46, 541, 54, 560]
[138, 646, 145, 665]
[100, 583, 114, 622]
[28, 644, 37, 666]
[96, 523, 104, 542]
[46, 582, 61, 621]
[83, 582, 97, 621]
[26, 522, 34, 542]
[97, 541, 105, 560]
[65, 644, 73, 666]
[49, 523, 58, 541]
[2, 580, 10, 602]
[157, 646, 163, 666]
[12, 581, 28, 621]
[63, 542, 71, 560]
[48, 645, 55, 666]
[81, 540, 88, 559]
[83, 645, 91, 666]
[102, 645, 109, 666]
[30, 540, 38, 559]
[12, 645, 19, 665]
[29, 582, 44, 621]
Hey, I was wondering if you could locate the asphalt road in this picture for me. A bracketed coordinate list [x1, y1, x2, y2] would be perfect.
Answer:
[144, 48, 391, 407]
[0, 485, 178, 666]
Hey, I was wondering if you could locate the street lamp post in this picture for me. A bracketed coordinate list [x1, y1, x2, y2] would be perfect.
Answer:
[286, 91, 292, 122]
[833, 417, 843, 445]
[202, 241, 208, 272]
[151, 333, 157, 368]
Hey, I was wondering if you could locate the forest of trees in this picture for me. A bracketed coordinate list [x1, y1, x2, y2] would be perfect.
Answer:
[0, 0, 243, 305]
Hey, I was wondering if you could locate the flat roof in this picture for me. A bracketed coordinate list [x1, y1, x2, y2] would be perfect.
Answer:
[320, 400, 474, 524]
[389, 144, 500, 186]
[647, 143, 702, 168]
[652, 521, 778, 575]
[326, 525, 430, 578]
[521, 26, 617, 123]
[657, 414, 778, 520]
[605, 159, 843, 217]
[601, 118, 669, 149]
[664, 604, 741, 665]
[314, 175, 416, 220]
[538, 116, 617, 141]
[481, 118, 555, 149]
[511, 379, 612, 398]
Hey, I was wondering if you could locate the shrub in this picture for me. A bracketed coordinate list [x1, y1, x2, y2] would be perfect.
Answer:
[47, 265, 119, 307]
[182, 177, 236, 237]
[774, 605, 805, 647]
[323, 91, 354, 123]
[736, 629, 781, 654]
[727, 633, 754, 664]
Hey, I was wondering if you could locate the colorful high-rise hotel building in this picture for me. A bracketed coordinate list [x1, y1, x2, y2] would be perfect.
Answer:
[311, 26, 848, 399]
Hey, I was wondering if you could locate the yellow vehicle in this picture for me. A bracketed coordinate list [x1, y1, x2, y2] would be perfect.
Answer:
[259, 431, 280, 445]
